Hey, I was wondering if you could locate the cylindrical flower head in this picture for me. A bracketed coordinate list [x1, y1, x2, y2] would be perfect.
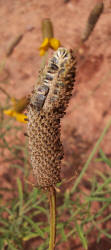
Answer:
[27, 48, 76, 190]
[42, 18, 54, 39]
[82, 2, 104, 42]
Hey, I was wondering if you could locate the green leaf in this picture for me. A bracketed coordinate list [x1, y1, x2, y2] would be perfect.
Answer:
[99, 149, 111, 167]
[6, 240, 18, 250]
[23, 233, 40, 241]
[75, 221, 88, 250]
[61, 226, 67, 241]
[0, 239, 4, 249]
[17, 178, 23, 216]
[71, 118, 111, 193]
[23, 215, 45, 238]
[86, 196, 111, 202]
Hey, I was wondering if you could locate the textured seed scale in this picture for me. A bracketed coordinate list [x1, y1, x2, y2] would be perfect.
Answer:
[27, 48, 76, 189]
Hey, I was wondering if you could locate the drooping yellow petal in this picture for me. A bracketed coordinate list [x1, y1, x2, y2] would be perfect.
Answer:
[39, 37, 61, 56]
[39, 48, 46, 56]
[4, 109, 14, 116]
[13, 112, 28, 123]
[4, 109, 27, 123]
[49, 38, 61, 50]
[39, 37, 49, 49]
[39, 38, 49, 56]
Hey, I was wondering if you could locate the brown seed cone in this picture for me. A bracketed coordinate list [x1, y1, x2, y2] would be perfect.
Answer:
[27, 48, 76, 189]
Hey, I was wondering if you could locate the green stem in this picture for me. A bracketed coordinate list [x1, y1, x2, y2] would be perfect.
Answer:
[71, 117, 111, 193]
[49, 186, 56, 250]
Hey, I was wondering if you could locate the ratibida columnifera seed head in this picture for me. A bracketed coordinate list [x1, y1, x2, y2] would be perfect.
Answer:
[27, 48, 76, 190]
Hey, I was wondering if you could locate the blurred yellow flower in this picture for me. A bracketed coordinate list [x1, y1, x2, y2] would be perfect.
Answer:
[4, 97, 29, 123]
[4, 109, 27, 123]
[39, 37, 61, 56]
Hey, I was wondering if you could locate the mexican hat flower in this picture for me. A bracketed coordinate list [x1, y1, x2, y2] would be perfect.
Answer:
[4, 96, 29, 123]
[39, 18, 61, 56]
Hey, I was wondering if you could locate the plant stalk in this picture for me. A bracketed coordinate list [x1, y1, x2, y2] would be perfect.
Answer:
[49, 186, 56, 250]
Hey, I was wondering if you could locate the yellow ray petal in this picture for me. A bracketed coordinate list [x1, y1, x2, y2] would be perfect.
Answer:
[39, 48, 46, 56]
[13, 112, 28, 123]
[4, 109, 27, 123]
[4, 109, 14, 116]
[39, 37, 49, 49]
[49, 38, 61, 50]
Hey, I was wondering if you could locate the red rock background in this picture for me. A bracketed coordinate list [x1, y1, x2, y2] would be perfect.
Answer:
[0, 0, 111, 249]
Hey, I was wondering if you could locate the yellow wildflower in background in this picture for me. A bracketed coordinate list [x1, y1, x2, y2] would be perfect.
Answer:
[39, 37, 61, 56]
[39, 18, 61, 56]
[4, 109, 27, 123]
[4, 97, 29, 123]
